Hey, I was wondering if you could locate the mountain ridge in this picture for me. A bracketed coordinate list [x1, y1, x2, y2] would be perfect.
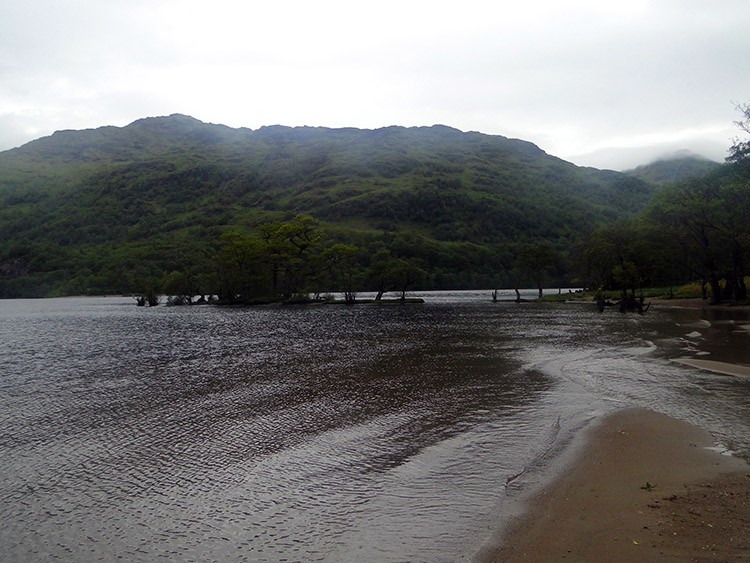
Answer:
[0, 114, 673, 297]
[625, 151, 721, 185]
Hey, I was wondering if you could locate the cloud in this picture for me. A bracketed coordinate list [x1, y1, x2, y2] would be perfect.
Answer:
[2, 0, 749, 169]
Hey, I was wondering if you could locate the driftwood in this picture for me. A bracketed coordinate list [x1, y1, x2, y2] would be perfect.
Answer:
[618, 292, 651, 314]
[596, 290, 650, 314]
[596, 294, 616, 312]
[491, 288, 530, 303]
[134, 294, 160, 307]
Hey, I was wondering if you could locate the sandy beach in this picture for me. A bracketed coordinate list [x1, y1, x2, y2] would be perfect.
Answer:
[485, 408, 750, 562]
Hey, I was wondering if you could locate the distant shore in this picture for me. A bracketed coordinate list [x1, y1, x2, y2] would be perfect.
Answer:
[481, 408, 749, 562]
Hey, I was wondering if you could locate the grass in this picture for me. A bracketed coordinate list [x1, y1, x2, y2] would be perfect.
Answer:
[536, 284, 707, 303]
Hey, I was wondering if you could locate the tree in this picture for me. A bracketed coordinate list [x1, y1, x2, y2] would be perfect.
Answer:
[162, 271, 195, 305]
[213, 232, 269, 301]
[389, 258, 427, 301]
[321, 243, 360, 303]
[637, 221, 690, 298]
[611, 260, 650, 313]
[714, 175, 750, 301]
[574, 219, 658, 311]
[134, 284, 160, 307]
[365, 249, 398, 300]
[573, 231, 616, 291]
[722, 101, 750, 300]
[727, 102, 750, 164]
[257, 214, 323, 299]
[647, 173, 748, 304]
[162, 257, 212, 305]
[509, 265, 525, 303]
[515, 245, 555, 298]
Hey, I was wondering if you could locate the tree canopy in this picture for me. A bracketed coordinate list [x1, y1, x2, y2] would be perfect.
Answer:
[1, 113, 746, 302]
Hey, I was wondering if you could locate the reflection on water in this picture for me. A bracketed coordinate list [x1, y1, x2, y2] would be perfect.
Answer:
[0, 293, 748, 561]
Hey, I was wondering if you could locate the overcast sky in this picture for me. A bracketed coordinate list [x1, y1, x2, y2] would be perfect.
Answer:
[2, 0, 749, 170]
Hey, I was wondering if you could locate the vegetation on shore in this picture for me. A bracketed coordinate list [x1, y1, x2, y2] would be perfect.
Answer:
[537, 279, 750, 306]
[568, 103, 750, 308]
[0, 105, 748, 305]
[574, 159, 750, 307]
[0, 116, 653, 299]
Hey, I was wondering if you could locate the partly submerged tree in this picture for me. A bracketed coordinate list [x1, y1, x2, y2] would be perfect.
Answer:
[573, 219, 658, 312]
[210, 216, 324, 303]
[257, 214, 323, 299]
[573, 230, 616, 291]
[213, 232, 269, 301]
[515, 244, 555, 298]
[365, 249, 398, 300]
[390, 258, 427, 301]
[321, 243, 360, 303]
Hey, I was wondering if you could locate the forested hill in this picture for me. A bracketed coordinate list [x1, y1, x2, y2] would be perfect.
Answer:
[0, 114, 656, 297]
[625, 152, 721, 185]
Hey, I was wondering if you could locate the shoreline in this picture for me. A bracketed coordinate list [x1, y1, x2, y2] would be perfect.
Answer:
[481, 408, 749, 562]
[673, 358, 750, 378]
[649, 297, 750, 311]
[562, 295, 750, 312]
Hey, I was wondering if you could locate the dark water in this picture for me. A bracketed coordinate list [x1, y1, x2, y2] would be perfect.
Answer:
[1, 292, 748, 562]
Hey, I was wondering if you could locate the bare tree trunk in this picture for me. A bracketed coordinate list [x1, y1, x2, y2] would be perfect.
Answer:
[709, 273, 722, 305]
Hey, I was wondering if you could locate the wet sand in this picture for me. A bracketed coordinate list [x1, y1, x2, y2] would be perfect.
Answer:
[673, 358, 750, 378]
[485, 408, 750, 562]
[567, 296, 750, 313]
[649, 297, 750, 312]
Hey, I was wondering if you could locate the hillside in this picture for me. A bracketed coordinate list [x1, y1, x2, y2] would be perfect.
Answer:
[0, 115, 657, 297]
[625, 151, 721, 185]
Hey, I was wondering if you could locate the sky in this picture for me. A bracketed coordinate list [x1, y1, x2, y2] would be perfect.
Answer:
[2, 0, 749, 170]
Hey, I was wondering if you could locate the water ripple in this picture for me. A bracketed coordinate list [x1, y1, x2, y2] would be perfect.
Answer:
[1, 295, 748, 561]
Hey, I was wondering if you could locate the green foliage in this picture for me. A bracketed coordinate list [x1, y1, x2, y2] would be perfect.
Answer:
[576, 159, 750, 304]
[515, 244, 557, 297]
[0, 115, 662, 298]
[728, 102, 750, 164]
[388, 258, 428, 301]
[213, 232, 273, 301]
[673, 282, 706, 299]
[256, 214, 324, 299]
[320, 243, 361, 302]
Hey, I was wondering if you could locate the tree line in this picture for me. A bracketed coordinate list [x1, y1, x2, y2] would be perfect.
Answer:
[139, 214, 429, 305]
[574, 104, 750, 306]
[146, 104, 750, 308]
[140, 152, 749, 308]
